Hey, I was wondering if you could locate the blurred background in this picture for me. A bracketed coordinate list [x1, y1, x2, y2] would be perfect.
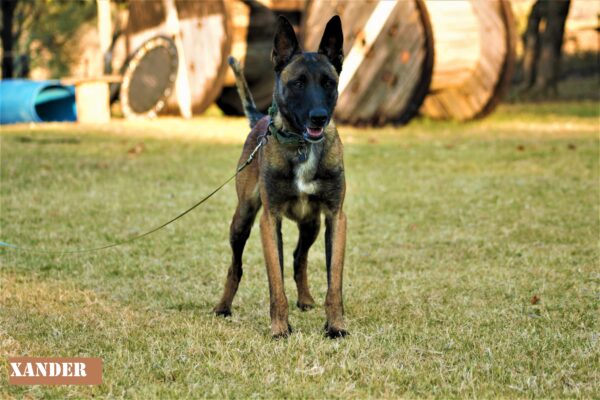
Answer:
[0, 0, 597, 126]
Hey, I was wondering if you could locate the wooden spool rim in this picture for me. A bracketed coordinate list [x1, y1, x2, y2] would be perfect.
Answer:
[473, 0, 516, 119]
[187, 1, 233, 114]
[390, 0, 434, 125]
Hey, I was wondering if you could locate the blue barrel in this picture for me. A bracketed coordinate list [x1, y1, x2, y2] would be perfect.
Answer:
[0, 79, 77, 124]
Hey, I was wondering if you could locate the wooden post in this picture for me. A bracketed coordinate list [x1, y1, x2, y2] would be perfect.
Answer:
[82, 0, 113, 123]
[96, 0, 112, 71]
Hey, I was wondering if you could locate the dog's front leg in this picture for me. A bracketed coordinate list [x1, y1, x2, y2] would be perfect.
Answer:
[325, 211, 348, 338]
[260, 211, 291, 338]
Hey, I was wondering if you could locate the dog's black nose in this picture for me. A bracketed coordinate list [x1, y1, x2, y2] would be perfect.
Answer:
[309, 108, 328, 127]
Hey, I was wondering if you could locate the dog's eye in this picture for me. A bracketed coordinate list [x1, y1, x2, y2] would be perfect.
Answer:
[292, 80, 304, 89]
[322, 78, 335, 89]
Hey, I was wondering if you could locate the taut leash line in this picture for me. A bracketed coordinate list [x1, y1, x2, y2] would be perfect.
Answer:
[0, 138, 267, 255]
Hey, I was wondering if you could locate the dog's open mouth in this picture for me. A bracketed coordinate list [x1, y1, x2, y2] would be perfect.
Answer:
[305, 127, 324, 141]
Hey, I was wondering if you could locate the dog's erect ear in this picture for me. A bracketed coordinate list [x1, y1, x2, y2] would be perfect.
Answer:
[318, 15, 344, 74]
[271, 16, 301, 73]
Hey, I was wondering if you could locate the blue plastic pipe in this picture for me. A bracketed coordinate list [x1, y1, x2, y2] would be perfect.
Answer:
[0, 79, 77, 124]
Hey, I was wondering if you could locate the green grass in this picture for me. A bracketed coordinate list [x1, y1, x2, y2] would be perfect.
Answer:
[1, 101, 598, 398]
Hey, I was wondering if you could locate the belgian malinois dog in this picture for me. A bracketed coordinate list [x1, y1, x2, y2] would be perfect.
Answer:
[214, 15, 347, 338]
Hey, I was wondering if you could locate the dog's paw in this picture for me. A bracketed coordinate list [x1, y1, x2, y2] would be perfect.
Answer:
[324, 323, 349, 339]
[213, 307, 232, 317]
[271, 323, 293, 339]
[296, 300, 315, 311]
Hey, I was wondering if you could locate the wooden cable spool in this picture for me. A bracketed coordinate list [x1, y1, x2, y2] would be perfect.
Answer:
[303, 0, 434, 126]
[216, 0, 303, 115]
[127, 0, 232, 115]
[420, 0, 516, 121]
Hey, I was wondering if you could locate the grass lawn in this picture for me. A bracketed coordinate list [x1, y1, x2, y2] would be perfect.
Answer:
[0, 101, 598, 398]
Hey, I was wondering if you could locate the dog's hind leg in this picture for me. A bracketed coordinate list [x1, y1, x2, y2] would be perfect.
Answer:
[293, 218, 320, 311]
[214, 201, 260, 317]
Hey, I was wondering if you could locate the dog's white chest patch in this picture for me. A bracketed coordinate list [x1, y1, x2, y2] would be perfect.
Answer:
[294, 146, 319, 195]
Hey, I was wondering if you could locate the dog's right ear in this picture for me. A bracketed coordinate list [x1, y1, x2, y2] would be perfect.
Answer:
[318, 15, 344, 74]
[271, 16, 301, 73]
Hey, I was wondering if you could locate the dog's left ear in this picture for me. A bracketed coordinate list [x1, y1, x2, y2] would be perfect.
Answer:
[318, 15, 344, 74]
[272, 16, 302, 73]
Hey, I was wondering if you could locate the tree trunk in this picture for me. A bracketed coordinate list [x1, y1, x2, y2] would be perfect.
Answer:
[1, 0, 17, 79]
[521, 0, 570, 94]
[535, 0, 570, 93]
[521, 1, 546, 89]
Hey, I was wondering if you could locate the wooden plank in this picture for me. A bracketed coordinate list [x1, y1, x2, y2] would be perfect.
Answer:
[256, 0, 305, 11]
[377, 11, 427, 120]
[353, 2, 419, 122]
[62, 75, 122, 85]
[303, 0, 379, 55]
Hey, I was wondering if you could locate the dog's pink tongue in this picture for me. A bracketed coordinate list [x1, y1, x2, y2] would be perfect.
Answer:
[307, 127, 323, 137]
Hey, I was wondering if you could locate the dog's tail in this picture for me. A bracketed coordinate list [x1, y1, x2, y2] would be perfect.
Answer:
[228, 56, 264, 128]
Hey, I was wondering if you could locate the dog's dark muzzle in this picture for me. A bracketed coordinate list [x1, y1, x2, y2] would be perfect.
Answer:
[305, 109, 329, 143]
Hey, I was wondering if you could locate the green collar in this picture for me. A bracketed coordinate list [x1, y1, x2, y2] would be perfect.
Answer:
[268, 103, 306, 145]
